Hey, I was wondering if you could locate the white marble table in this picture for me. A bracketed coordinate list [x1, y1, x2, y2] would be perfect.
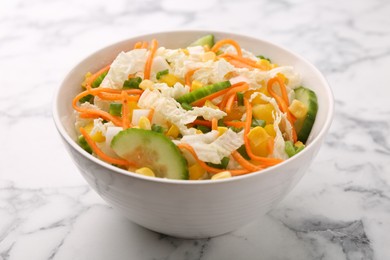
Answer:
[1, 0, 390, 259]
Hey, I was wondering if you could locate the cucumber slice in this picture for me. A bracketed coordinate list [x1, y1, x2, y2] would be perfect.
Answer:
[189, 34, 215, 48]
[294, 87, 318, 143]
[176, 81, 231, 104]
[111, 128, 188, 180]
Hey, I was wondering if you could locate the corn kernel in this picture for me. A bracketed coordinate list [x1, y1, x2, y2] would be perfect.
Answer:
[256, 59, 271, 70]
[202, 51, 216, 62]
[204, 100, 219, 109]
[196, 129, 203, 134]
[181, 48, 189, 55]
[294, 141, 304, 148]
[276, 73, 288, 84]
[189, 163, 206, 180]
[288, 99, 308, 119]
[135, 167, 155, 177]
[159, 74, 182, 87]
[84, 122, 105, 143]
[252, 103, 275, 124]
[211, 171, 232, 180]
[191, 80, 203, 91]
[247, 126, 272, 157]
[138, 116, 151, 130]
[139, 79, 154, 90]
[166, 124, 180, 138]
[81, 72, 92, 88]
[217, 127, 228, 136]
[264, 124, 276, 137]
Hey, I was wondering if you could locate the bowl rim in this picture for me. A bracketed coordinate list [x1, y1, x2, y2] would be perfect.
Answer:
[52, 29, 334, 185]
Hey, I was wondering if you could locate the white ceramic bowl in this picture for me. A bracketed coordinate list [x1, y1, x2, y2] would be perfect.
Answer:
[53, 30, 334, 238]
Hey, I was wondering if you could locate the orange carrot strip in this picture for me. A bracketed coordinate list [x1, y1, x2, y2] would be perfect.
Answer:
[243, 98, 283, 166]
[225, 93, 236, 114]
[267, 77, 297, 142]
[185, 68, 199, 88]
[72, 91, 123, 126]
[192, 119, 212, 127]
[232, 151, 263, 172]
[143, 39, 158, 80]
[177, 143, 251, 176]
[211, 118, 218, 131]
[134, 42, 143, 49]
[224, 58, 254, 69]
[211, 39, 242, 56]
[97, 92, 140, 102]
[85, 64, 110, 90]
[224, 121, 246, 128]
[141, 41, 149, 49]
[219, 82, 248, 110]
[80, 127, 131, 166]
[121, 91, 130, 129]
[147, 108, 155, 122]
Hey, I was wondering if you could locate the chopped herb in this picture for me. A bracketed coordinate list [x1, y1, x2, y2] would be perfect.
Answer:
[156, 69, 169, 80]
[123, 77, 142, 89]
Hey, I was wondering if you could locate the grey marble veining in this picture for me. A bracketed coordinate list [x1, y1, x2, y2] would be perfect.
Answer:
[1, 0, 390, 259]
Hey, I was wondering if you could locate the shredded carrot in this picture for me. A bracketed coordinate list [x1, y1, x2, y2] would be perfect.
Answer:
[224, 58, 253, 69]
[143, 39, 158, 80]
[147, 108, 155, 122]
[225, 93, 236, 114]
[185, 68, 198, 88]
[141, 41, 149, 49]
[267, 77, 297, 142]
[243, 98, 283, 166]
[85, 64, 110, 90]
[72, 91, 123, 126]
[231, 151, 263, 172]
[192, 119, 212, 127]
[121, 91, 131, 129]
[211, 39, 242, 56]
[80, 127, 132, 166]
[224, 121, 246, 128]
[219, 82, 248, 110]
[191, 88, 231, 107]
[96, 92, 140, 102]
[211, 118, 218, 131]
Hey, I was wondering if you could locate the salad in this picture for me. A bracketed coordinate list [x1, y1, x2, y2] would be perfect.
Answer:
[73, 35, 318, 180]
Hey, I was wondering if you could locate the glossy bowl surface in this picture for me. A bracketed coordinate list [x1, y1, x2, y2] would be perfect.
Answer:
[53, 30, 334, 238]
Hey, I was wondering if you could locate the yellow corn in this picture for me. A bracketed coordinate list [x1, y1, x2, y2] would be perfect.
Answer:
[204, 100, 219, 109]
[256, 59, 271, 70]
[81, 72, 92, 88]
[84, 122, 105, 143]
[211, 171, 232, 180]
[277, 73, 288, 84]
[135, 167, 155, 177]
[181, 48, 189, 55]
[128, 101, 139, 122]
[217, 127, 228, 136]
[252, 103, 275, 124]
[288, 99, 308, 119]
[264, 124, 276, 137]
[159, 74, 183, 87]
[294, 141, 304, 148]
[202, 51, 216, 62]
[247, 126, 272, 157]
[166, 124, 180, 138]
[189, 163, 206, 180]
[138, 116, 151, 130]
[196, 129, 203, 134]
[191, 80, 203, 91]
[139, 79, 154, 90]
